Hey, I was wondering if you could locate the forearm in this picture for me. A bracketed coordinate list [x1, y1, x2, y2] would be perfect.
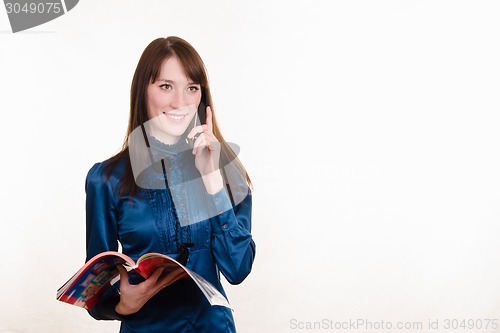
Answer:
[210, 190, 256, 284]
[202, 170, 224, 194]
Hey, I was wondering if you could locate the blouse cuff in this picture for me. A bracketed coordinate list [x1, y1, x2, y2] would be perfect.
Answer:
[210, 189, 234, 234]
[212, 188, 233, 215]
[89, 290, 137, 321]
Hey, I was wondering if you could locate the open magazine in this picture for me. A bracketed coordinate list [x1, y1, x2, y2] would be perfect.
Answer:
[56, 251, 230, 310]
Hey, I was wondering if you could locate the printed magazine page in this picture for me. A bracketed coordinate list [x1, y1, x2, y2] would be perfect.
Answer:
[56, 251, 231, 310]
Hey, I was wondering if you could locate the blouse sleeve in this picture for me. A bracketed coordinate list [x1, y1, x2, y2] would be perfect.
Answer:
[210, 187, 256, 285]
[85, 163, 127, 321]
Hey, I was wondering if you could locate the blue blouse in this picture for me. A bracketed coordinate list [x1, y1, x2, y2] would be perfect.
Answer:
[84, 141, 255, 333]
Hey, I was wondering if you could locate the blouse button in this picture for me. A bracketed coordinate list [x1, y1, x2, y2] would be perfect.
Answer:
[222, 223, 228, 229]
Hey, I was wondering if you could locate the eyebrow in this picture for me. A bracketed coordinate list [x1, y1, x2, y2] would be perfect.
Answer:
[157, 79, 200, 86]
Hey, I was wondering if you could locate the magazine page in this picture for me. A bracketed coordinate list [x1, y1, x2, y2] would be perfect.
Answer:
[57, 253, 130, 310]
[135, 253, 188, 280]
[58, 252, 231, 310]
[186, 270, 232, 309]
[135, 253, 231, 309]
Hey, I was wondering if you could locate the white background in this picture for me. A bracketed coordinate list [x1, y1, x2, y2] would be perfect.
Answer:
[1, 1, 500, 332]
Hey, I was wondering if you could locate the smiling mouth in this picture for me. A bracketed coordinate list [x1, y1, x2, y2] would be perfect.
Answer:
[163, 112, 188, 122]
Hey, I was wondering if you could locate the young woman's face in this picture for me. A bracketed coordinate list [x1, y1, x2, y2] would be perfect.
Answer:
[146, 56, 201, 143]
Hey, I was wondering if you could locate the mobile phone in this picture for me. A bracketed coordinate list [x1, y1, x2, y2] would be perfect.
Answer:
[185, 93, 208, 146]
[197, 93, 207, 125]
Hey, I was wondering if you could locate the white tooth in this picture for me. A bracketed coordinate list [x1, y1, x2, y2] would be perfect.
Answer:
[167, 114, 185, 120]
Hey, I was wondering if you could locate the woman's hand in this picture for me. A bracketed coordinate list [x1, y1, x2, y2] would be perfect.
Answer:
[187, 105, 224, 194]
[114, 265, 183, 316]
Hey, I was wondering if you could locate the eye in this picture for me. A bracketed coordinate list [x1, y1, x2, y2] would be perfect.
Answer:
[188, 85, 200, 93]
[159, 83, 172, 90]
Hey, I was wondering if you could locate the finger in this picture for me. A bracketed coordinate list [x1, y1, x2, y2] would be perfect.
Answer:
[205, 106, 213, 130]
[187, 125, 204, 139]
[147, 266, 166, 285]
[188, 124, 214, 139]
[208, 141, 221, 152]
[195, 136, 217, 155]
[193, 133, 206, 149]
[158, 268, 187, 289]
[192, 134, 207, 155]
[116, 265, 130, 287]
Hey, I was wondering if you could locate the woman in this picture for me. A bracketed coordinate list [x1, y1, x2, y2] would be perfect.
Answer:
[85, 36, 255, 333]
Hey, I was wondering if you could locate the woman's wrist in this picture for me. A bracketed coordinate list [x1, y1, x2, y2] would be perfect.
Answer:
[202, 170, 224, 194]
[115, 301, 138, 317]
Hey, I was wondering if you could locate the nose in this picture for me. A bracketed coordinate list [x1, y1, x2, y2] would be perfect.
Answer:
[170, 90, 186, 109]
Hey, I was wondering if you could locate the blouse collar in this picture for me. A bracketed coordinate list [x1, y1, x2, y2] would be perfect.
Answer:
[149, 135, 191, 164]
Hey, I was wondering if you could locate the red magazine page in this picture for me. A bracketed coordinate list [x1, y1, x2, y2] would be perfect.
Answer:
[57, 251, 231, 310]
[134, 253, 188, 279]
[57, 252, 132, 310]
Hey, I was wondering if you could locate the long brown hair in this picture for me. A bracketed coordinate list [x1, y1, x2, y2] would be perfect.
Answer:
[104, 36, 251, 196]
